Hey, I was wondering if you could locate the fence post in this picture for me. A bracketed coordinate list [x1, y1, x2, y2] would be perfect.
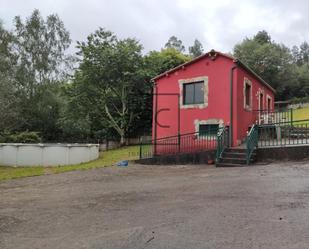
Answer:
[178, 132, 181, 153]
[290, 109, 293, 126]
[139, 137, 142, 159]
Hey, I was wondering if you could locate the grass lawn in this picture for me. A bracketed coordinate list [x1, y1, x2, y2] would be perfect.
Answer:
[0, 145, 140, 181]
[293, 107, 309, 121]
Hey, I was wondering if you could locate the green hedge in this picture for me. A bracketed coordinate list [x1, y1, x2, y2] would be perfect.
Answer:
[0, 131, 41, 143]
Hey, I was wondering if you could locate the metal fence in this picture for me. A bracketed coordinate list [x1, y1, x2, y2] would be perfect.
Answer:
[253, 109, 293, 125]
[139, 128, 219, 159]
[216, 126, 229, 162]
[257, 119, 309, 147]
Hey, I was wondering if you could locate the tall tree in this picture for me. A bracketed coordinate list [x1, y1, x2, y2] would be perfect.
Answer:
[144, 47, 191, 76]
[233, 31, 295, 100]
[165, 36, 185, 53]
[189, 39, 204, 58]
[11, 9, 73, 140]
[0, 22, 19, 131]
[66, 28, 149, 144]
[253, 30, 271, 44]
[299, 41, 309, 65]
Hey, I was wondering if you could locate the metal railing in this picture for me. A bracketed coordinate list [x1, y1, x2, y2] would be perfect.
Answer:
[253, 109, 293, 125]
[139, 128, 219, 159]
[216, 126, 229, 163]
[257, 119, 309, 148]
[246, 124, 259, 165]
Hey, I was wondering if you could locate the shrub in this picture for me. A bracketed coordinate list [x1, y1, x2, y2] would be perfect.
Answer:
[0, 131, 41, 143]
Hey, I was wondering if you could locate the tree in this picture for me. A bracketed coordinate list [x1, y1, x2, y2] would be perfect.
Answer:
[67, 28, 150, 145]
[165, 36, 185, 53]
[253, 30, 271, 44]
[189, 39, 204, 58]
[0, 22, 19, 131]
[299, 42, 309, 65]
[10, 9, 73, 140]
[144, 47, 191, 77]
[233, 31, 295, 100]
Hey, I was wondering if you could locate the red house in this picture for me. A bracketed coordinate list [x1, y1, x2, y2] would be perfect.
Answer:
[152, 50, 275, 154]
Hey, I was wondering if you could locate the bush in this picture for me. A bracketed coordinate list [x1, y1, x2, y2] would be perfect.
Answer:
[0, 131, 41, 143]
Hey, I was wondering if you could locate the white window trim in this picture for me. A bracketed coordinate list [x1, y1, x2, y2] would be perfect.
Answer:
[266, 94, 272, 111]
[179, 76, 208, 109]
[243, 78, 252, 111]
[194, 119, 224, 140]
[256, 88, 265, 111]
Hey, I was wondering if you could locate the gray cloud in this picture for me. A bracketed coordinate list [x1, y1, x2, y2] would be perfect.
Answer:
[1, 0, 309, 53]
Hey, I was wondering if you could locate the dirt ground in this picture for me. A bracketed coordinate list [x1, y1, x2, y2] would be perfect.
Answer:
[1, 161, 309, 249]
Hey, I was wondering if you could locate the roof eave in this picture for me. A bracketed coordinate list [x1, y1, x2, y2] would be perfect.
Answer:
[151, 49, 276, 94]
[234, 59, 276, 93]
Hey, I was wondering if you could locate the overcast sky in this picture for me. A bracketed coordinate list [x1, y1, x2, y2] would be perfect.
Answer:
[1, 0, 309, 54]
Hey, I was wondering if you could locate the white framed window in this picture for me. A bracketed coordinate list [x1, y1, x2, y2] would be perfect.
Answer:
[243, 78, 252, 111]
[194, 119, 223, 139]
[258, 91, 264, 110]
[266, 95, 272, 111]
[179, 76, 208, 109]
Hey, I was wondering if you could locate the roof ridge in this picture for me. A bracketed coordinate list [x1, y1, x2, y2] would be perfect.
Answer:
[152, 49, 275, 93]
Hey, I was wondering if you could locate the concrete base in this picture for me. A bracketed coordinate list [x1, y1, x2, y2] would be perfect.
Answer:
[136, 150, 216, 165]
[136, 145, 309, 165]
[257, 145, 309, 162]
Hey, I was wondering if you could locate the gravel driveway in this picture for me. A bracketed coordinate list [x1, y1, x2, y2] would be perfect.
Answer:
[1, 161, 309, 249]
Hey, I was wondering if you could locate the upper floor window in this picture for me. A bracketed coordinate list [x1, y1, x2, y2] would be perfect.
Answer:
[267, 95, 272, 111]
[259, 92, 264, 110]
[183, 81, 204, 105]
[244, 78, 252, 110]
[179, 76, 208, 109]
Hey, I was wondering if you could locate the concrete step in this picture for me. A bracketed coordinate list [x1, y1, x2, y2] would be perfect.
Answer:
[216, 162, 248, 167]
[220, 158, 248, 164]
[222, 152, 256, 159]
[224, 148, 246, 153]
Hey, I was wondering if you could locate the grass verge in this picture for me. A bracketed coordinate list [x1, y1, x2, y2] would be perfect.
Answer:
[0, 145, 140, 181]
[293, 107, 309, 122]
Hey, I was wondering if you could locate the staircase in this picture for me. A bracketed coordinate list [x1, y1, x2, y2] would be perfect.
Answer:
[216, 148, 257, 167]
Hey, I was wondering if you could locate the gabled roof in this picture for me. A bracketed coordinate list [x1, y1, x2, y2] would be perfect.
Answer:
[152, 49, 276, 93]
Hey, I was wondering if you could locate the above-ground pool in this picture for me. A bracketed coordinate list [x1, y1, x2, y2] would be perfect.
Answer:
[0, 143, 99, 167]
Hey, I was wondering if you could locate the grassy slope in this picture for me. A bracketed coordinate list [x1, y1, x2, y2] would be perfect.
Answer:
[293, 107, 309, 121]
[0, 145, 139, 181]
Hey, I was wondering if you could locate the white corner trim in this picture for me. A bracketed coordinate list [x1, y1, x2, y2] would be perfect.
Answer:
[243, 77, 252, 111]
[179, 76, 208, 109]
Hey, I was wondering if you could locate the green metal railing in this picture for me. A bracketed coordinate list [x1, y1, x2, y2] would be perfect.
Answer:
[216, 126, 229, 163]
[257, 119, 309, 147]
[139, 127, 219, 159]
[246, 124, 259, 165]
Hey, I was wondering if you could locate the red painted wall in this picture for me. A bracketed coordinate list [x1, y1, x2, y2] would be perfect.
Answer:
[153, 54, 275, 150]
[235, 67, 275, 144]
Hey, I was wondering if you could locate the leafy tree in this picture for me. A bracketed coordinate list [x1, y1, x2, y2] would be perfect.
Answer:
[299, 42, 309, 65]
[189, 39, 204, 58]
[10, 10, 73, 140]
[144, 47, 191, 77]
[253, 30, 271, 44]
[165, 36, 185, 53]
[66, 28, 150, 145]
[233, 31, 295, 100]
[0, 22, 19, 131]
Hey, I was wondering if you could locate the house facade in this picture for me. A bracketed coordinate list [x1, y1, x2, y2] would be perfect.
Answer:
[152, 50, 275, 151]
